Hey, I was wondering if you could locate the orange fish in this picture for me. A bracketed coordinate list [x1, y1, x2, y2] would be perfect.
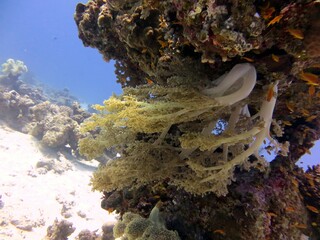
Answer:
[241, 56, 255, 62]
[267, 212, 277, 217]
[306, 115, 317, 122]
[146, 78, 154, 85]
[283, 120, 292, 126]
[287, 28, 304, 39]
[267, 14, 283, 26]
[285, 206, 295, 212]
[266, 83, 276, 101]
[286, 101, 294, 112]
[300, 108, 310, 116]
[300, 72, 320, 86]
[271, 54, 280, 62]
[293, 223, 307, 229]
[213, 229, 225, 235]
[308, 85, 316, 96]
[306, 205, 319, 213]
[261, 7, 276, 20]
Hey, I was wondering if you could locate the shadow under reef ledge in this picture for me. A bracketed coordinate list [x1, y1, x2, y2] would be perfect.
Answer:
[100, 159, 320, 240]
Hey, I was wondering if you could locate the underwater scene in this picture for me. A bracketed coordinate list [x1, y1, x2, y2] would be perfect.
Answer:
[0, 0, 320, 239]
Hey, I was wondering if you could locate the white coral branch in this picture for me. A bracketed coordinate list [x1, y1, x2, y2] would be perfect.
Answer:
[180, 64, 256, 158]
[200, 81, 279, 183]
[202, 63, 256, 105]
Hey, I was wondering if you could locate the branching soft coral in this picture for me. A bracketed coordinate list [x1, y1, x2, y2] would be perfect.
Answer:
[79, 64, 286, 195]
[91, 142, 185, 192]
[179, 82, 284, 195]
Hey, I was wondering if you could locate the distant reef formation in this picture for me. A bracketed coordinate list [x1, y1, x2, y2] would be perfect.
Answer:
[0, 58, 91, 153]
[74, 0, 320, 239]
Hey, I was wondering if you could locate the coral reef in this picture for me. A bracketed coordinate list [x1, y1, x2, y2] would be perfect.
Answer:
[26, 101, 81, 149]
[44, 219, 75, 240]
[75, 0, 320, 239]
[1, 58, 28, 78]
[0, 59, 91, 153]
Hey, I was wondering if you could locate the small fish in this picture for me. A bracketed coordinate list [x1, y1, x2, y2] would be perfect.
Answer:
[266, 83, 275, 101]
[286, 102, 294, 112]
[293, 223, 307, 229]
[283, 120, 292, 126]
[286, 28, 304, 39]
[306, 115, 317, 122]
[300, 108, 310, 116]
[146, 78, 154, 85]
[267, 14, 283, 26]
[267, 212, 277, 217]
[241, 57, 254, 62]
[213, 229, 225, 235]
[306, 205, 319, 213]
[300, 72, 320, 86]
[261, 6, 276, 20]
[271, 54, 280, 62]
[308, 86, 316, 96]
[285, 206, 295, 212]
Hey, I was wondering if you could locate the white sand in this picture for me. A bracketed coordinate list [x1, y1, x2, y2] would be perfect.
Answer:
[0, 121, 117, 239]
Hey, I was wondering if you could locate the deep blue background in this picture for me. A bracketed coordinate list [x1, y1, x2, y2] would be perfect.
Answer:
[0, 0, 122, 104]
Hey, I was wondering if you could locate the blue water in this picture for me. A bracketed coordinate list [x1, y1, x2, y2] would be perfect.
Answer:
[0, 0, 122, 104]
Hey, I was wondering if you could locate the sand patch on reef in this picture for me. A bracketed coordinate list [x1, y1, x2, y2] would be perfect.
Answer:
[0, 121, 117, 239]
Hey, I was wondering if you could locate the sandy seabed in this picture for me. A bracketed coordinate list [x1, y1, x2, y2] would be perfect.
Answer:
[0, 121, 117, 239]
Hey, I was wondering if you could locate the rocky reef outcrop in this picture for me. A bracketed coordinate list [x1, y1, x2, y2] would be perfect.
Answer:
[0, 59, 91, 153]
[74, 0, 320, 239]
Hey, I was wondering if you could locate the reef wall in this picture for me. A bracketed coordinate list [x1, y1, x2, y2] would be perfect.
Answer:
[74, 1, 320, 239]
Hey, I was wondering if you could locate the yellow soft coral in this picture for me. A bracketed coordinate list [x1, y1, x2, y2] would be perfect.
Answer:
[79, 64, 287, 196]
